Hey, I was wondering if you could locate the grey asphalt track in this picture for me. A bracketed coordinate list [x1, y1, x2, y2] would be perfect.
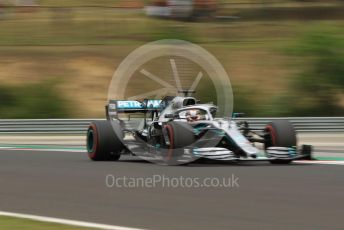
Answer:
[0, 150, 343, 230]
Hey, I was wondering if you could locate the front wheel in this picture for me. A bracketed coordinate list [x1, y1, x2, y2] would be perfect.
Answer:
[264, 120, 297, 164]
[162, 121, 196, 165]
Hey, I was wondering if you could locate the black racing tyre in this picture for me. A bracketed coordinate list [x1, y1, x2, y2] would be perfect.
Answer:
[163, 121, 196, 163]
[87, 120, 124, 161]
[265, 120, 297, 164]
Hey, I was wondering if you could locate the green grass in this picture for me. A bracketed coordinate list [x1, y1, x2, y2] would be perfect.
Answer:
[1, 6, 342, 46]
[26, 0, 344, 7]
[0, 82, 70, 119]
[0, 5, 343, 117]
[40, 0, 120, 7]
[0, 216, 97, 230]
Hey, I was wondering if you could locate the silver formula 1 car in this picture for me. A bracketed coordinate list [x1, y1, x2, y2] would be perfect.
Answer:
[86, 94, 312, 165]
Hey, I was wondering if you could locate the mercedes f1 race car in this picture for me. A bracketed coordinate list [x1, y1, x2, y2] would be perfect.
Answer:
[87, 94, 312, 165]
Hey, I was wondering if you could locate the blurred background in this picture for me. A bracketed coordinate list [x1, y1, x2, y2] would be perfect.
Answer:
[0, 0, 343, 118]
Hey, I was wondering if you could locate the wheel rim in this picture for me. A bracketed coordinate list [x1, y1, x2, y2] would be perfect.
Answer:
[87, 129, 95, 153]
[87, 125, 99, 159]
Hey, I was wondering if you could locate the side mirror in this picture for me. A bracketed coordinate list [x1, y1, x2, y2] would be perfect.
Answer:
[164, 114, 174, 119]
[233, 112, 245, 118]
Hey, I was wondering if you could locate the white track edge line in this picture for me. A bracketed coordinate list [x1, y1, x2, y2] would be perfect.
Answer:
[0, 148, 85, 152]
[295, 160, 344, 165]
[0, 211, 146, 230]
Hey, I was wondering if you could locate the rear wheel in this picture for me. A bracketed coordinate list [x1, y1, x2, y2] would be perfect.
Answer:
[264, 120, 297, 164]
[87, 120, 124, 161]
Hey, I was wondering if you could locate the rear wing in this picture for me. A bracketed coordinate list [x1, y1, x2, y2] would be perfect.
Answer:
[106, 99, 163, 119]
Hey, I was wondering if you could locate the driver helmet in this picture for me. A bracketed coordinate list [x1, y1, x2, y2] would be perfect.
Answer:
[186, 109, 202, 122]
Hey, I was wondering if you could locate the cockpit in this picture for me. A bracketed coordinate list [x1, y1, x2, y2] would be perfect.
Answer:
[176, 106, 217, 122]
